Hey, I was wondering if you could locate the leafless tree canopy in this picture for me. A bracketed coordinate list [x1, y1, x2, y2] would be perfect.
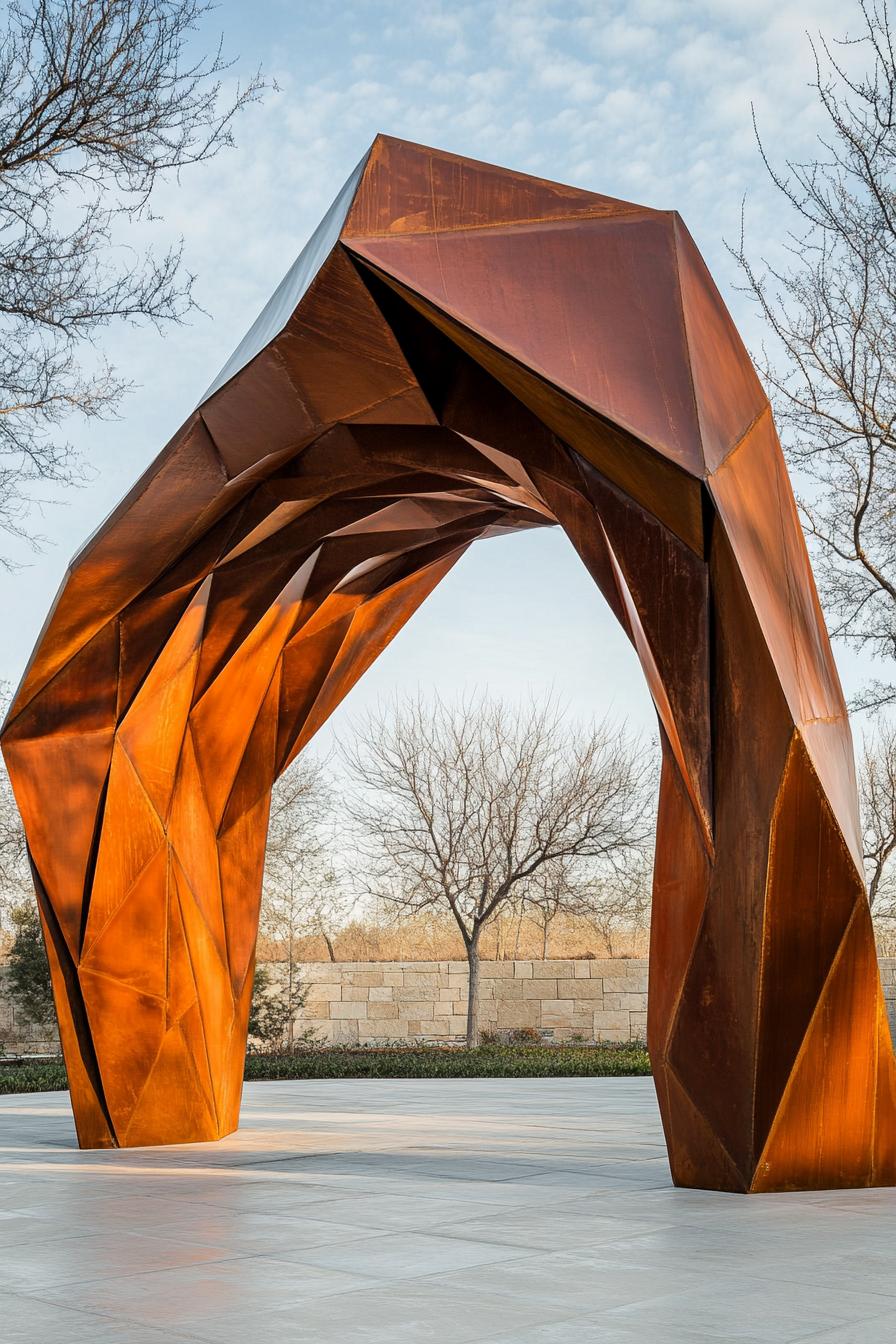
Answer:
[0, 684, 30, 933]
[341, 694, 655, 1043]
[521, 852, 651, 959]
[266, 756, 331, 884]
[733, 1, 896, 710]
[861, 723, 896, 915]
[520, 857, 579, 960]
[263, 754, 346, 966]
[0, 1, 263, 557]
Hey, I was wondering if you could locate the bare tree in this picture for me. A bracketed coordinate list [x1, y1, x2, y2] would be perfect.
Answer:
[523, 851, 652, 960]
[522, 859, 580, 960]
[578, 858, 653, 959]
[0, 0, 263, 557]
[861, 723, 896, 914]
[0, 762, 29, 917]
[342, 694, 654, 1046]
[0, 685, 30, 938]
[732, 1, 896, 709]
[258, 755, 346, 1049]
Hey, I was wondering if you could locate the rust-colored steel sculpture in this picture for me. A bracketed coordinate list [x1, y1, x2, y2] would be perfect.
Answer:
[3, 137, 895, 1191]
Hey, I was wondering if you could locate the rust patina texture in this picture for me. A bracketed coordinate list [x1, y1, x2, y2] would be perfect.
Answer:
[3, 137, 894, 1191]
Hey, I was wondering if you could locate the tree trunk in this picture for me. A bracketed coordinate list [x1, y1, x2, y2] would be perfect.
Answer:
[287, 947, 294, 1051]
[512, 912, 523, 959]
[465, 932, 482, 1047]
[542, 919, 549, 959]
[323, 931, 337, 962]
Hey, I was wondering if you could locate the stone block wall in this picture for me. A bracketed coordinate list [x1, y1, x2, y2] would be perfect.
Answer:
[297, 958, 650, 1044]
[882, 957, 896, 1044]
[0, 966, 58, 1053]
[1, 957, 894, 1054]
[296, 956, 896, 1047]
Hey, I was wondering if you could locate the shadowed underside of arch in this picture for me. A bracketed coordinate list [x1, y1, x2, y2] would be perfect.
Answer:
[3, 136, 895, 1192]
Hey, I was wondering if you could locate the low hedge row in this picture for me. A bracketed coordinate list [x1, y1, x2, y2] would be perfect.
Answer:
[0, 1060, 68, 1094]
[0, 1043, 650, 1096]
[245, 1043, 652, 1081]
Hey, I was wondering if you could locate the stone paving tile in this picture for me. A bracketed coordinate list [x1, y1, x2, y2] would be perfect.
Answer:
[1, 1078, 895, 1343]
[569, 1216, 885, 1282]
[0, 1289, 201, 1344]
[419, 1245, 712, 1314]
[129, 1208, 390, 1256]
[0, 1228, 241, 1292]
[755, 1247, 896, 1299]
[267, 1191, 512, 1231]
[433, 1202, 677, 1251]
[292, 1170, 597, 1207]
[181, 1281, 583, 1344]
[797, 1321, 896, 1344]
[474, 1319, 734, 1344]
[22, 1256, 376, 1330]
[278, 1228, 537, 1280]
[600, 1276, 896, 1342]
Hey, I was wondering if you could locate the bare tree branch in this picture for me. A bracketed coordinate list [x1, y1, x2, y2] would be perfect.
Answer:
[0, 682, 31, 936]
[731, 1, 896, 708]
[522, 852, 652, 960]
[259, 754, 348, 1047]
[0, 1, 265, 562]
[861, 722, 896, 913]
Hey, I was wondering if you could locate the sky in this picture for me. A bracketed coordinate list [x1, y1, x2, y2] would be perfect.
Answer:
[0, 0, 880, 750]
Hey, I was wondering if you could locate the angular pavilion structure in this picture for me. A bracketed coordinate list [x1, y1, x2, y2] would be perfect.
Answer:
[3, 136, 894, 1192]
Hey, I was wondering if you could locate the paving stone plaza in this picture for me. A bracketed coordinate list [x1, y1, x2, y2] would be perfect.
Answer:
[1, 1077, 894, 1342]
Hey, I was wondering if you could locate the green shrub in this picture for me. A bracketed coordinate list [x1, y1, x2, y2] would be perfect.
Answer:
[247, 963, 316, 1053]
[0, 1060, 68, 1093]
[0, 1042, 651, 1096]
[508, 1026, 542, 1045]
[7, 904, 54, 1030]
[244, 1043, 651, 1081]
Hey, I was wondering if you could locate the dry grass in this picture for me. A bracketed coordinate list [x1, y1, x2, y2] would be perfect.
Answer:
[257, 911, 650, 965]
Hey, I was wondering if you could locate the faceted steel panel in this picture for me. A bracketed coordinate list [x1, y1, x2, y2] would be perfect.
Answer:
[2, 136, 894, 1191]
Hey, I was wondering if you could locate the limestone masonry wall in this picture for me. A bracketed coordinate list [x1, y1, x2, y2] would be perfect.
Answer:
[293, 955, 896, 1047]
[0, 965, 58, 1053]
[296, 957, 650, 1045]
[883, 957, 896, 1041]
[3, 957, 895, 1052]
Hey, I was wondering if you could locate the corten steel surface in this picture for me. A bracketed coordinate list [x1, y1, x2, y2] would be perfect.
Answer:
[2, 137, 895, 1192]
